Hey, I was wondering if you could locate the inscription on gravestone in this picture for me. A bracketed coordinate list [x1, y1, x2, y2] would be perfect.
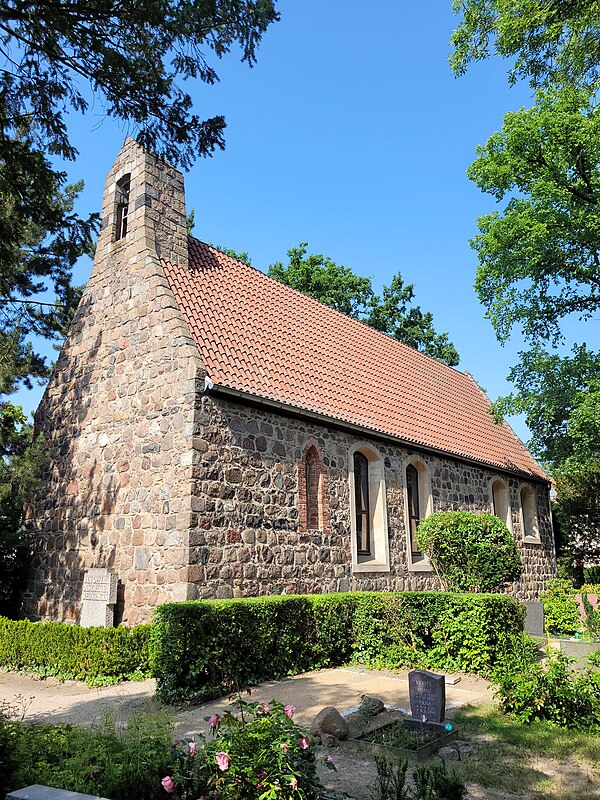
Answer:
[80, 568, 117, 628]
[408, 669, 446, 723]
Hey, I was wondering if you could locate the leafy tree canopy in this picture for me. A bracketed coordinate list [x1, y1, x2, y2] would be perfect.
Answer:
[0, 0, 279, 168]
[495, 344, 600, 465]
[450, 0, 600, 89]
[0, 402, 45, 614]
[268, 243, 460, 366]
[470, 87, 600, 347]
[554, 459, 600, 570]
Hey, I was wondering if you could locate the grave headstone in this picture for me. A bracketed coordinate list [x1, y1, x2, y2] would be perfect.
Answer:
[80, 568, 117, 628]
[523, 600, 545, 636]
[408, 669, 446, 724]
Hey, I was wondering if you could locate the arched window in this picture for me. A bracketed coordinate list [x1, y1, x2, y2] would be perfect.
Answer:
[491, 478, 512, 531]
[406, 463, 421, 556]
[298, 444, 329, 533]
[305, 446, 320, 530]
[354, 452, 370, 555]
[520, 485, 540, 542]
[403, 456, 433, 569]
[115, 174, 131, 240]
[348, 444, 390, 572]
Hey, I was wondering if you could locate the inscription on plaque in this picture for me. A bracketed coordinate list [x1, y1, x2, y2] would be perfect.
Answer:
[80, 569, 117, 628]
[408, 669, 446, 724]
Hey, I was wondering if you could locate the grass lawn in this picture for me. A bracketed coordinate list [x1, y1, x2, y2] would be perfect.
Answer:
[450, 703, 600, 800]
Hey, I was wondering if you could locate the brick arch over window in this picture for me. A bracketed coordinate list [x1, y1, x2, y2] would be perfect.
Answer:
[298, 444, 330, 533]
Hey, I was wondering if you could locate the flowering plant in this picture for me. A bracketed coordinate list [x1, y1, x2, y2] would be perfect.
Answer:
[162, 698, 335, 799]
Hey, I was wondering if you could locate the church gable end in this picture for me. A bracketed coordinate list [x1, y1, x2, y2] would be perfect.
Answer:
[24, 140, 205, 625]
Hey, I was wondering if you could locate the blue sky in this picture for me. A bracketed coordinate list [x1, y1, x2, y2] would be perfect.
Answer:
[16, 1, 570, 446]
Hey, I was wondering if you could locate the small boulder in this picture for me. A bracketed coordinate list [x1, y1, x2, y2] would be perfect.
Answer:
[438, 746, 460, 760]
[359, 695, 385, 716]
[309, 707, 350, 740]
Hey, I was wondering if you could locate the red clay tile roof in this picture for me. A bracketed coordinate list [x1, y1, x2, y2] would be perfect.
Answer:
[162, 239, 547, 480]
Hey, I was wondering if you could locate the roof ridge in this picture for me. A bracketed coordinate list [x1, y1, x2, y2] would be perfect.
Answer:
[192, 236, 470, 382]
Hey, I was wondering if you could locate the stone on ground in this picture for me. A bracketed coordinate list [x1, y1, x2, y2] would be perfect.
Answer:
[309, 707, 350, 740]
[358, 695, 385, 716]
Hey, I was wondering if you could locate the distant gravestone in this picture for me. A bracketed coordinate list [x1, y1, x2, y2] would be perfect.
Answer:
[408, 669, 446, 724]
[80, 569, 117, 628]
[523, 601, 545, 636]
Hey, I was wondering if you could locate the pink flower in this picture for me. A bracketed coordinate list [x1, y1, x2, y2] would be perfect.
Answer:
[161, 776, 175, 793]
[208, 714, 220, 728]
[257, 703, 270, 714]
[279, 742, 289, 753]
[297, 736, 310, 750]
[284, 704, 295, 718]
[327, 755, 333, 762]
[290, 777, 298, 790]
[188, 741, 197, 756]
[216, 751, 230, 771]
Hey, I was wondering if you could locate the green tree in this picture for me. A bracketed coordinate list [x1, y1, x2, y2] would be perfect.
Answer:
[450, 0, 600, 89]
[0, 403, 46, 615]
[494, 345, 600, 465]
[0, 0, 279, 168]
[469, 87, 600, 348]
[268, 243, 460, 366]
[554, 460, 600, 581]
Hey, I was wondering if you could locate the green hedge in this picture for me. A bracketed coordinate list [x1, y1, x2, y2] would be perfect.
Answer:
[0, 618, 152, 685]
[151, 591, 525, 703]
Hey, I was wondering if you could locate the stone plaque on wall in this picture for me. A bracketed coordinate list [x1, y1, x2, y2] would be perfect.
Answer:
[523, 600, 545, 636]
[80, 568, 117, 628]
[408, 669, 446, 723]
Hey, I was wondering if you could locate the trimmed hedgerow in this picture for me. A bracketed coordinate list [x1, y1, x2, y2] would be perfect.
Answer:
[0, 617, 152, 685]
[151, 591, 524, 703]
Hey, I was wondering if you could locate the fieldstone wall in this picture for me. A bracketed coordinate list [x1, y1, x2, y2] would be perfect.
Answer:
[186, 394, 555, 602]
[23, 139, 205, 625]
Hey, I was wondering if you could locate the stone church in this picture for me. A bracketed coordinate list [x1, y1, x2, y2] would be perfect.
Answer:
[23, 139, 555, 626]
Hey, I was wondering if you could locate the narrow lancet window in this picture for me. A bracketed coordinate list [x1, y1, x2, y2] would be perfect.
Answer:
[406, 463, 421, 555]
[305, 447, 320, 530]
[354, 452, 371, 555]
